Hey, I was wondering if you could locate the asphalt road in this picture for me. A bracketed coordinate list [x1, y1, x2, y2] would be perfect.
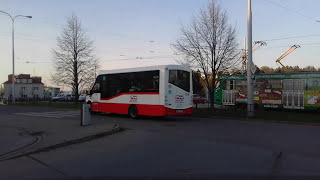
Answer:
[1, 105, 320, 179]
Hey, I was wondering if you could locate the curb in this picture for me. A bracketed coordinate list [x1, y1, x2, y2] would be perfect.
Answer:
[2, 125, 123, 161]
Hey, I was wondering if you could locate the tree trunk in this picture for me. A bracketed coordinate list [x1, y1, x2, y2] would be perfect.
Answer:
[211, 72, 216, 109]
[211, 90, 215, 109]
[74, 61, 79, 102]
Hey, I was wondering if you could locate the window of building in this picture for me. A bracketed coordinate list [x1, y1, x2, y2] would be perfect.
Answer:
[226, 80, 235, 90]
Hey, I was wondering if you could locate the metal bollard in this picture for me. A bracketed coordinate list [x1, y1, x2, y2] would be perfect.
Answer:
[81, 103, 91, 126]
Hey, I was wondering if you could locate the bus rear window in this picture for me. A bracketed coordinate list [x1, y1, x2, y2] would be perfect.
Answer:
[169, 70, 190, 92]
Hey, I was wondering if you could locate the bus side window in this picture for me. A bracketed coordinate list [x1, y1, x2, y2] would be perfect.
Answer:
[128, 72, 140, 92]
[91, 75, 102, 94]
[92, 83, 100, 91]
[100, 75, 109, 98]
[129, 81, 140, 92]
[138, 70, 159, 92]
[152, 75, 159, 91]
[99, 70, 160, 98]
[107, 74, 121, 97]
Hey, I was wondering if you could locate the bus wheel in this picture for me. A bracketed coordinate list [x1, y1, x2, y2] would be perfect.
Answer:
[128, 105, 138, 119]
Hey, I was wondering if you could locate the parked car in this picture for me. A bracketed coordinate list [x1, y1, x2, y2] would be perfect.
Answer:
[52, 93, 64, 101]
[78, 94, 87, 102]
[65, 94, 75, 101]
[193, 94, 206, 104]
[52, 93, 71, 101]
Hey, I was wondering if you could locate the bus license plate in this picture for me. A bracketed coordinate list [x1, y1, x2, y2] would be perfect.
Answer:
[176, 110, 183, 113]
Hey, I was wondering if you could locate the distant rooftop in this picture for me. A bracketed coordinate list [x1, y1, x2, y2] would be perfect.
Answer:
[3, 74, 43, 84]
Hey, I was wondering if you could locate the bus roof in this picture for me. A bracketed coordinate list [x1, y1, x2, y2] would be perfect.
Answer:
[99, 64, 192, 75]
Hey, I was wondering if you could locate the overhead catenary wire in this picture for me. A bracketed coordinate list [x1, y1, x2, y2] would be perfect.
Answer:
[0, 31, 40, 38]
[101, 42, 320, 61]
[0, 60, 50, 64]
[101, 55, 181, 62]
[258, 33, 320, 42]
[263, 0, 320, 24]
[261, 42, 320, 49]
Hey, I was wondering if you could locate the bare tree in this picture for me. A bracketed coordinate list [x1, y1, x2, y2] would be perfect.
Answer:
[173, 1, 239, 108]
[260, 66, 275, 73]
[52, 14, 99, 101]
[302, 66, 317, 72]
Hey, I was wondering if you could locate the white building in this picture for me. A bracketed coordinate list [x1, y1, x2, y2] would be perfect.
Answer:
[3, 74, 44, 100]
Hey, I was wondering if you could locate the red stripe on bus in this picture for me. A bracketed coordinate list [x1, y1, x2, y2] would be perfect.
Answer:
[91, 102, 192, 116]
[100, 92, 159, 101]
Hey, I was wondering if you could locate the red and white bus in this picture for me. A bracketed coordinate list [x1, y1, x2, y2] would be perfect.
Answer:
[86, 65, 193, 118]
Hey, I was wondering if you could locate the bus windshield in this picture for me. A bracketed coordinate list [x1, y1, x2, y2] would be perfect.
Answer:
[169, 70, 190, 92]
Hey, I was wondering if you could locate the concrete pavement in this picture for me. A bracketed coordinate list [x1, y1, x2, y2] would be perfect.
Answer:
[0, 126, 35, 156]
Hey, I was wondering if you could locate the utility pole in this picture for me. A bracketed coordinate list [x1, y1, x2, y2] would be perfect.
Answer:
[12, 19, 15, 103]
[247, 0, 254, 117]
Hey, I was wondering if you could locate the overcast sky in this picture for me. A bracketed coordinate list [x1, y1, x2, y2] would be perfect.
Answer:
[1, 0, 320, 88]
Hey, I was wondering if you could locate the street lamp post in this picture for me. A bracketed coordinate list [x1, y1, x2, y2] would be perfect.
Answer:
[0, 11, 32, 103]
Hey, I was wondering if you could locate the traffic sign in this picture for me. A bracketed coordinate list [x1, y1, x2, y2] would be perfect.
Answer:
[251, 64, 257, 74]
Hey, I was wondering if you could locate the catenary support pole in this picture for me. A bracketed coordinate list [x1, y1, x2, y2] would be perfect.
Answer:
[247, 0, 254, 117]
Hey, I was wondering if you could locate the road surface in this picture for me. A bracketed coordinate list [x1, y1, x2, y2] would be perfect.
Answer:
[0, 105, 320, 179]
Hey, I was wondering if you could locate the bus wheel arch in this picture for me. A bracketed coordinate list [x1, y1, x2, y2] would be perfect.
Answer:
[128, 105, 138, 119]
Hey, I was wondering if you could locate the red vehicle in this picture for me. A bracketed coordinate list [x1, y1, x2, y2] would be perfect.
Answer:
[193, 94, 206, 104]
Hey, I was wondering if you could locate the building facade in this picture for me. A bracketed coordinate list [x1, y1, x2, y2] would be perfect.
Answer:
[0, 84, 4, 97]
[3, 74, 44, 100]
